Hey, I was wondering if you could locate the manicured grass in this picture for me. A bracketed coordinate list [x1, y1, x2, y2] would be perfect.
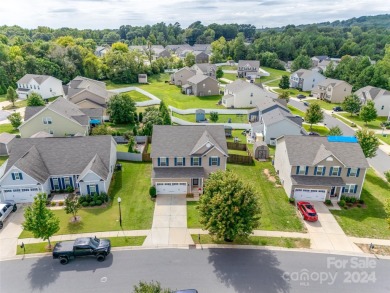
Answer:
[0, 123, 19, 134]
[104, 122, 134, 133]
[274, 88, 311, 97]
[116, 144, 128, 152]
[376, 134, 390, 145]
[147, 143, 152, 153]
[126, 91, 151, 102]
[220, 65, 237, 70]
[287, 105, 305, 117]
[228, 149, 249, 155]
[16, 236, 146, 255]
[333, 114, 359, 128]
[306, 99, 340, 111]
[192, 234, 310, 248]
[303, 124, 329, 136]
[19, 162, 154, 238]
[331, 169, 390, 239]
[339, 113, 387, 130]
[107, 73, 223, 109]
[187, 201, 201, 228]
[2, 99, 27, 110]
[0, 156, 8, 166]
[137, 106, 158, 113]
[0, 94, 6, 102]
[222, 73, 238, 81]
[226, 129, 247, 143]
[259, 67, 288, 83]
[172, 112, 247, 123]
[266, 79, 282, 87]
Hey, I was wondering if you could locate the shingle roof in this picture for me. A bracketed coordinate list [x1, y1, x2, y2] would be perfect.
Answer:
[0, 133, 16, 144]
[192, 63, 216, 74]
[262, 108, 301, 127]
[291, 175, 345, 186]
[280, 136, 369, 168]
[5, 136, 114, 182]
[24, 106, 45, 121]
[30, 131, 53, 138]
[317, 78, 348, 88]
[152, 167, 206, 179]
[17, 74, 53, 85]
[293, 69, 321, 79]
[80, 108, 104, 118]
[355, 86, 390, 101]
[238, 60, 260, 68]
[151, 125, 228, 158]
[225, 79, 253, 93]
[187, 74, 217, 85]
[79, 154, 108, 181]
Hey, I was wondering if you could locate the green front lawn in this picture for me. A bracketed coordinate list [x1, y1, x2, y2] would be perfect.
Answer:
[116, 144, 129, 152]
[172, 112, 247, 123]
[306, 99, 340, 111]
[287, 105, 305, 117]
[2, 99, 27, 110]
[222, 73, 238, 81]
[19, 162, 154, 238]
[303, 124, 329, 136]
[274, 88, 311, 97]
[259, 67, 288, 83]
[187, 201, 201, 228]
[0, 156, 8, 166]
[16, 236, 146, 255]
[339, 113, 387, 130]
[332, 169, 390, 239]
[0, 123, 19, 134]
[192, 234, 310, 248]
[126, 91, 152, 102]
[107, 73, 223, 109]
[377, 134, 390, 145]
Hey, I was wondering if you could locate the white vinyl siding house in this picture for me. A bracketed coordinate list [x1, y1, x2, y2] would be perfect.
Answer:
[16, 74, 64, 100]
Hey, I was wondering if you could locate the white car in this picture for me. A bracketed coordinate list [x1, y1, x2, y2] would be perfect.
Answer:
[0, 200, 17, 229]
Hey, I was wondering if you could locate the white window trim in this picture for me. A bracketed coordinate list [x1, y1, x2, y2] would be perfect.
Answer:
[332, 166, 340, 176]
[193, 157, 200, 166]
[89, 185, 97, 194]
[349, 167, 358, 177]
[176, 157, 184, 166]
[160, 157, 167, 166]
[43, 117, 52, 125]
[13, 172, 21, 180]
[316, 165, 324, 176]
[211, 156, 218, 166]
[298, 166, 306, 175]
[345, 184, 356, 193]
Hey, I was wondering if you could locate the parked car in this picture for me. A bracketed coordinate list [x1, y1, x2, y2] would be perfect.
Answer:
[308, 132, 320, 136]
[297, 201, 318, 222]
[295, 115, 304, 122]
[53, 237, 111, 265]
[296, 94, 306, 99]
[0, 200, 17, 229]
[333, 106, 343, 112]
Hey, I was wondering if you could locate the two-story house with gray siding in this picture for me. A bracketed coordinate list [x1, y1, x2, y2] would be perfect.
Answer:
[274, 136, 369, 202]
[170, 67, 196, 86]
[182, 75, 219, 97]
[289, 69, 326, 91]
[237, 60, 260, 78]
[150, 125, 228, 195]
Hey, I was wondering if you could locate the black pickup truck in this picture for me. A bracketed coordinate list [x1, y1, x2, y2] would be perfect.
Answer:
[52, 237, 111, 265]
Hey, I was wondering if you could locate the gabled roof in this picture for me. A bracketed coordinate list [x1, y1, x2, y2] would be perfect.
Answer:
[292, 69, 323, 79]
[312, 56, 330, 61]
[224, 79, 254, 93]
[254, 98, 289, 113]
[151, 125, 228, 158]
[80, 108, 104, 118]
[187, 74, 217, 85]
[238, 60, 260, 68]
[355, 86, 390, 101]
[262, 108, 302, 127]
[0, 133, 16, 144]
[190, 129, 225, 156]
[4, 136, 114, 182]
[30, 131, 53, 138]
[24, 106, 46, 121]
[317, 78, 350, 88]
[192, 63, 216, 74]
[78, 154, 108, 181]
[279, 136, 369, 168]
[17, 74, 55, 85]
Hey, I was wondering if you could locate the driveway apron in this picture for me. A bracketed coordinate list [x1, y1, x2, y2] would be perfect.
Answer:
[0, 207, 24, 259]
[143, 194, 194, 247]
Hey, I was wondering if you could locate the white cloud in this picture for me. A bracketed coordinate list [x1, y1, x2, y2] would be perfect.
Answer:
[1, 0, 389, 29]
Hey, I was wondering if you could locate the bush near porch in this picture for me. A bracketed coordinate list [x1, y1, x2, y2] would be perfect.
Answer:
[19, 162, 154, 238]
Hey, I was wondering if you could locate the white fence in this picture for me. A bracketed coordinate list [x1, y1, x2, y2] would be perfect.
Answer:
[171, 116, 251, 130]
[109, 87, 161, 107]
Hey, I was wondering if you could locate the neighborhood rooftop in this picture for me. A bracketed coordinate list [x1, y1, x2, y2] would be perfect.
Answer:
[17, 74, 53, 85]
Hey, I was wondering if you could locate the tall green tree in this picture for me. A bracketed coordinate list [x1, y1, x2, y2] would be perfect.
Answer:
[6, 86, 18, 107]
[141, 107, 163, 136]
[216, 67, 224, 79]
[356, 128, 380, 158]
[184, 52, 195, 67]
[359, 101, 377, 125]
[159, 100, 171, 125]
[291, 55, 312, 72]
[23, 193, 60, 248]
[26, 92, 45, 106]
[107, 93, 137, 124]
[198, 171, 260, 242]
[279, 75, 290, 89]
[342, 94, 361, 116]
[7, 112, 22, 129]
[305, 102, 324, 131]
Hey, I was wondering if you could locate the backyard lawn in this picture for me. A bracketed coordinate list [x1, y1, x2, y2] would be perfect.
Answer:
[0, 123, 19, 134]
[303, 124, 329, 136]
[187, 161, 304, 232]
[259, 67, 288, 83]
[104, 122, 135, 133]
[226, 129, 247, 143]
[220, 65, 237, 70]
[126, 91, 152, 102]
[106, 73, 223, 109]
[172, 112, 247, 123]
[332, 169, 390, 239]
[228, 149, 249, 155]
[306, 99, 340, 111]
[0, 156, 8, 165]
[116, 144, 128, 152]
[222, 73, 238, 81]
[339, 113, 387, 130]
[19, 162, 155, 238]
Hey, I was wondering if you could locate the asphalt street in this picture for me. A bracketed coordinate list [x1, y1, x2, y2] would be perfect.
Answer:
[1, 249, 389, 293]
[289, 99, 390, 176]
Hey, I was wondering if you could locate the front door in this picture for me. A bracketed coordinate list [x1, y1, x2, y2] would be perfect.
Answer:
[192, 178, 199, 186]
[330, 186, 336, 197]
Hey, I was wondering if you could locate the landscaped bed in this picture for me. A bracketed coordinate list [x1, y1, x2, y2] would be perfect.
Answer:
[191, 234, 310, 248]
[19, 161, 154, 238]
[16, 236, 146, 255]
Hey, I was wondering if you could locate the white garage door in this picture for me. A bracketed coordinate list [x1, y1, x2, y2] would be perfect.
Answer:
[2, 187, 40, 203]
[156, 182, 187, 195]
[294, 188, 327, 201]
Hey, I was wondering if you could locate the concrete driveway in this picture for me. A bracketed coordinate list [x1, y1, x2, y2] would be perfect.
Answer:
[143, 194, 193, 247]
[303, 202, 362, 253]
[0, 206, 24, 260]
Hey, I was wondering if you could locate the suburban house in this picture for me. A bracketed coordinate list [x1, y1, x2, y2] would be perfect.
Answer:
[237, 60, 260, 78]
[274, 136, 369, 202]
[311, 56, 330, 67]
[94, 45, 110, 57]
[150, 125, 228, 195]
[16, 74, 64, 100]
[249, 99, 303, 145]
[194, 51, 209, 64]
[355, 86, 390, 117]
[166, 44, 192, 53]
[170, 67, 196, 86]
[312, 78, 352, 103]
[192, 44, 212, 54]
[0, 136, 117, 203]
[222, 79, 277, 108]
[182, 75, 219, 96]
[65, 76, 113, 121]
[289, 69, 326, 91]
[151, 47, 171, 60]
[0, 133, 16, 156]
[191, 63, 217, 78]
[19, 97, 91, 138]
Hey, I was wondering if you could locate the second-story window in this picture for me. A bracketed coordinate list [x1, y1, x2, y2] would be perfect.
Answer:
[192, 157, 201, 166]
[210, 156, 219, 166]
[175, 157, 184, 166]
[315, 166, 325, 176]
[297, 166, 306, 175]
[331, 166, 341, 176]
[159, 157, 168, 166]
[43, 117, 52, 124]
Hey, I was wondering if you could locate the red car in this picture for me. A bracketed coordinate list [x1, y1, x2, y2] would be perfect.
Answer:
[297, 201, 318, 222]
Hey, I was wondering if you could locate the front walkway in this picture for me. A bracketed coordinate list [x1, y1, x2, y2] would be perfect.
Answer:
[143, 194, 194, 247]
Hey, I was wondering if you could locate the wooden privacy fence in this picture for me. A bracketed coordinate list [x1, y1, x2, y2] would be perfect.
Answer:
[227, 143, 253, 165]
[142, 136, 152, 162]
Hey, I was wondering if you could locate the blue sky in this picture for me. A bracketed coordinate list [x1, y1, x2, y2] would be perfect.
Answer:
[1, 0, 389, 29]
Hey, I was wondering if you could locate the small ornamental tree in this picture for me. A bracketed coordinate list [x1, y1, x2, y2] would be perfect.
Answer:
[360, 101, 378, 125]
[184, 52, 195, 67]
[23, 193, 60, 248]
[216, 67, 224, 79]
[26, 92, 45, 106]
[6, 86, 17, 107]
[133, 281, 170, 293]
[305, 102, 324, 131]
[278, 90, 290, 102]
[127, 136, 136, 153]
[91, 124, 112, 135]
[328, 126, 343, 136]
[7, 112, 22, 129]
[159, 100, 171, 125]
[209, 111, 219, 122]
[198, 170, 260, 242]
[64, 196, 81, 222]
[356, 128, 380, 158]
[279, 75, 290, 89]
[342, 94, 361, 116]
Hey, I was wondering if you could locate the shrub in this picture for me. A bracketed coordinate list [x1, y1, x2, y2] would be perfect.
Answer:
[46, 200, 51, 206]
[357, 204, 362, 208]
[359, 199, 365, 204]
[338, 200, 346, 207]
[350, 197, 357, 204]
[85, 195, 92, 203]
[81, 201, 89, 207]
[95, 200, 102, 206]
[344, 206, 348, 209]
[66, 186, 74, 193]
[100, 192, 108, 202]
[51, 201, 56, 206]
[325, 199, 332, 205]
[58, 201, 64, 206]
[149, 186, 157, 198]
[288, 197, 295, 204]
[89, 201, 96, 207]
[340, 195, 346, 201]
[78, 196, 85, 203]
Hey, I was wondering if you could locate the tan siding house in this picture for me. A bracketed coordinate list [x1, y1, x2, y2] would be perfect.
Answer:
[170, 67, 196, 86]
[312, 78, 352, 103]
